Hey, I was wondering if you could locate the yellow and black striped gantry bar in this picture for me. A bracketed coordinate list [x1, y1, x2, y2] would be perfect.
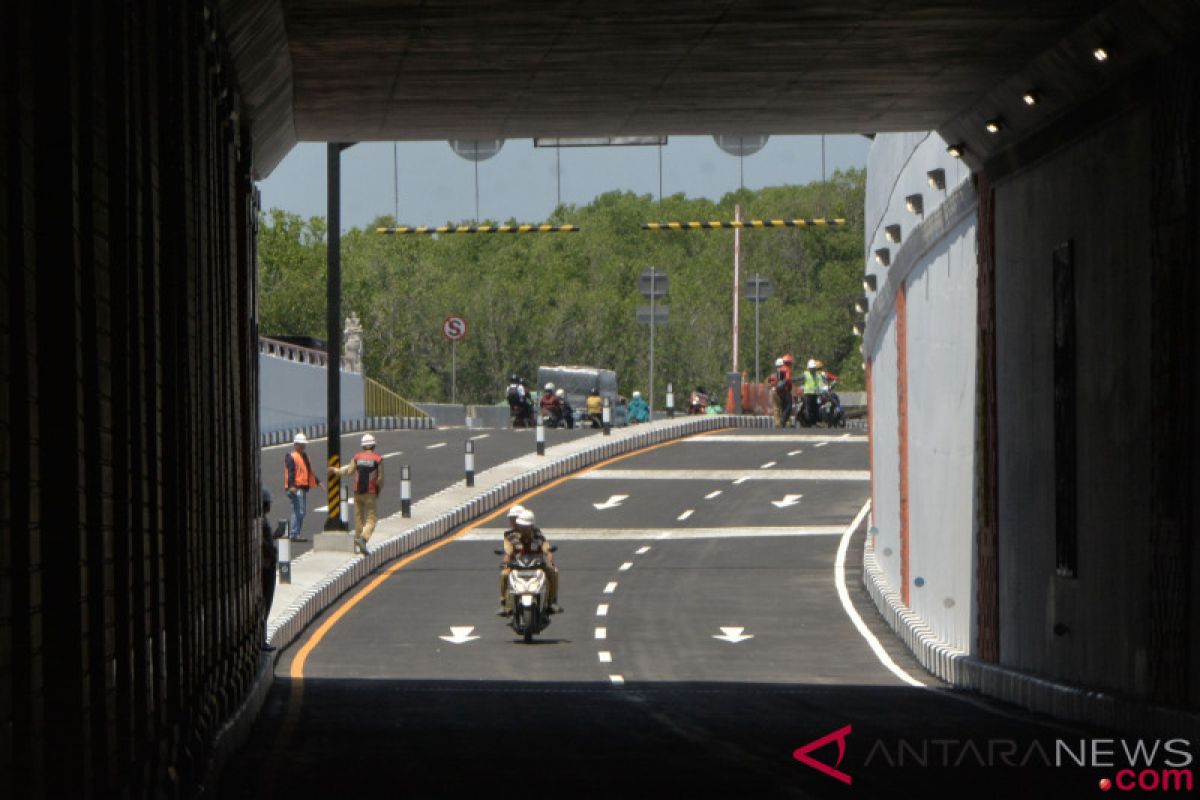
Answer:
[642, 218, 847, 231]
[375, 223, 580, 235]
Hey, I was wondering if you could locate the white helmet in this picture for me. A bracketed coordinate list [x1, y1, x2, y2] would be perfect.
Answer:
[555, 388, 565, 398]
[774, 357, 784, 367]
[544, 382, 555, 391]
[506, 504, 526, 520]
[516, 510, 535, 527]
[807, 359, 818, 369]
[632, 391, 641, 398]
[361, 433, 376, 448]
[293, 433, 308, 444]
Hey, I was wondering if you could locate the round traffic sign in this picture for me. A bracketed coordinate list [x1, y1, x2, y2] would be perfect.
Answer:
[442, 316, 468, 341]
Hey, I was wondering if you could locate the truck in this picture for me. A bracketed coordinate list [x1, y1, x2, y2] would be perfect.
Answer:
[535, 365, 624, 427]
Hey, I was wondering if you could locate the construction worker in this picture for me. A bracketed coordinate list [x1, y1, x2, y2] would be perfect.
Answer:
[329, 433, 384, 555]
[283, 433, 320, 540]
[801, 358, 828, 426]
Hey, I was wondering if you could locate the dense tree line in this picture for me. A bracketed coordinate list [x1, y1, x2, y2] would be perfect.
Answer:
[257, 169, 867, 405]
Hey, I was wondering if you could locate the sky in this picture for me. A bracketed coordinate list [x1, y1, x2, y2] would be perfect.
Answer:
[257, 135, 872, 231]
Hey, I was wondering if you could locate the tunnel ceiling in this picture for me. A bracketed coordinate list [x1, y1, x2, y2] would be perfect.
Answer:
[221, 0, 1123, 178]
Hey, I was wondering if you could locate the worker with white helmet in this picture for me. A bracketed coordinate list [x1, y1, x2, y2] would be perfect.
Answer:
[328, 432, 384, 555]
[800, 358, 828, 426]
[283, 432, 320, 540]
[497, 507, 561, 617]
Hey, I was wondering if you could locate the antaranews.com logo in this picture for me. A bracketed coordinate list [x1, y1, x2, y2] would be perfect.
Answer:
[793, 726, 1195, 792]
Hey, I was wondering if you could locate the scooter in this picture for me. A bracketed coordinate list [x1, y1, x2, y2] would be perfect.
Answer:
[795, 390, 818, 428]
[510, 398, 534, 428]
[818, 380, 846, 428]
[495, 548, 555, 643]
[688, 391, 709, 415]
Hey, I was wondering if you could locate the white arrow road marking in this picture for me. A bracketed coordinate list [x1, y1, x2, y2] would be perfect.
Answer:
[771, 494, 804, 509]
[761, 461, 777, 469]
[439, 626, 480, 644]
[598, 651, 612, 663]
[704, 490, 722, 499]
[713, 627, 754, 644]
[619, 562, 634, 571]
[596, 604, 609, 616]
[788, 450, 803, 456]
[635, 546, 652, 554]
[592, 494, 629, 510]
[595, 628, 607, 640]
[609, 675, 625, 686]
[604, 582, 618, 594]
[676, 510, 694, 521]
[426, 442, 447, 449]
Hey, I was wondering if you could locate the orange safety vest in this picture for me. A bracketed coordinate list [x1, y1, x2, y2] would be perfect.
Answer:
[284, 450, 319, 490]
[351, 450, 383, 494]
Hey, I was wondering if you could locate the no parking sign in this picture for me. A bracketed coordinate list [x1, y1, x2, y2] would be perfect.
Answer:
[442, 315, 467, 341]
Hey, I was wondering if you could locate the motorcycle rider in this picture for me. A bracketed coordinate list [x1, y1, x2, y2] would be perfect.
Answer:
[801, 358, 827, 425]
[539, 382, 563, 427]
[586, 387, 604, 428]
[506, 375, 533, 427]
[689, 386, 709, 415]
[770, 356, 793, 427]
[497, 508, 561, 616]
[496, 504, 526, 615]
[555, 388, 576, 429]
[627, 390, 650, 424]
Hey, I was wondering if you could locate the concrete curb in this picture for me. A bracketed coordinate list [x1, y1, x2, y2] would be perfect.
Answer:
[861, 529, 1200, 740]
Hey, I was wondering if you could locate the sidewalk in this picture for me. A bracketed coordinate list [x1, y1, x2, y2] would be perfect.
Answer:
[266, 414, 773, 651]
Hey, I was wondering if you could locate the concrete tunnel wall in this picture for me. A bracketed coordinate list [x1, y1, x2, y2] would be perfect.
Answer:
[863, 132, 978, 654]
[259, 353, 366, 433]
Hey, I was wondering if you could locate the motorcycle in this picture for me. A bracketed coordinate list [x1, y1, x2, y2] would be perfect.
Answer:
[495, 548, 556, 643]
[795, 389, 818, 428]
[688, 391, 709, 415]
[818, 380, 846, 428]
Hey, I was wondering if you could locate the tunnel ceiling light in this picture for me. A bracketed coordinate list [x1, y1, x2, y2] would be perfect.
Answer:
[884, 224, 901, 243]
[1093, 46, 1109, 62]
[904, 194, 924, 216]
[985, 119, 1003, 134]
[1022, 91, 1040, 106]
[947, 143, 964, 158]
[874, 247, 891, 267]
[863, 274, 878, 293]
[855, 296, 870, 314]
[926, 168, 946, 190]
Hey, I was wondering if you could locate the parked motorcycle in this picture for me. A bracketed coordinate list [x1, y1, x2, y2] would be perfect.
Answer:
[495, 548, 555, 643]
[818, 380, 845, 428]
[795, 390, 818, 427]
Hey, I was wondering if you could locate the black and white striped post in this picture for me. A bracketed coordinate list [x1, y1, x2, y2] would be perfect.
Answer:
[602, 396, 612, 435]
[277, 522, 292, 585]
[465, 439, 475, 487]
[340, 484, 351, 526]
[401, 465, 412, 517]
[536, 414, 546, 456]
[666, 382, 675, 419]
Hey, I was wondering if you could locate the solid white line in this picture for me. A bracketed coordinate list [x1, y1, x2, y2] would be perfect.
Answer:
[635, 546, 651, 554]
[619, 562, 633, 571]
[595, 628, 607, 640]
[761, 461, 777, 469]
[835, 500, 926, 688]
[582, 469, 870, 481]
[426, 442, 447, 449]
[604, 582, 618, 594]
[460, 527, 846, 541]
[688, 434, 865, 443]
[596, 604, 609, 616]
[598, 651, 612, 663]
[609, 675, 625, 686]
[676, 510, 693, 521]
[704, 490, 722, 499]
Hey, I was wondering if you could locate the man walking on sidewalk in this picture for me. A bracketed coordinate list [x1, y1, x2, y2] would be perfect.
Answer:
[283, 433, 320, 540]
[329, 433, 384, 555]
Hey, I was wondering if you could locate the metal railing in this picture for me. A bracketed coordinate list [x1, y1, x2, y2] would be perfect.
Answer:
[259, 335, 353, 371]
[365, 377, 428, 419]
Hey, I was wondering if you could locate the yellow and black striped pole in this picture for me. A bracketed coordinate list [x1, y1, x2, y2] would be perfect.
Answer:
[326, 454, 344, 529]
[641, 218, 847, 231]
[376, 224, 580, 235]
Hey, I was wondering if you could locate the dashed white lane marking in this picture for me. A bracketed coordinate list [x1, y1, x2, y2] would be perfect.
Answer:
[595, 628, 607, 640]
[704, 490, 722, 499]
[835, 500, 925, 688]
[598, 651, 612, 663]
[733, 477, 749, 485]
[814, 442, 829, 449]
[382, 451, 404, 460]
[470, 434, 490, 440]
[635, 546, 651, 554]
[596, 604, 609, 616]
[619, 562, 634, 571]
[788, 450, 803, 456]
[461, 527, 845, 541]
[609, 675, 625, 686]
[841, 433, 851, 439]
[582, 469, 869, 481]
[604, 582, 618, 594]
[425, 442, 447, 449]
[761, 461, 777, 469]
[689, 434, 865, 443]
[676, 510, 694, 521]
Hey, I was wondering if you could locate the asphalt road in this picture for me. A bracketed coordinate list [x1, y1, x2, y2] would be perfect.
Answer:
[229, 430, 1121, 798]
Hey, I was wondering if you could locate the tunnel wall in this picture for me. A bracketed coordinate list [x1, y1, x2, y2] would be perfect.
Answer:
[1, 1, 265, 796]
[862, 133, 978, 654]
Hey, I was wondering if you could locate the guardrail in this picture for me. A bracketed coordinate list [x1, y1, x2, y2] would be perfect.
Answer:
[365, 377, 428, 419]
[259, 336, 353, 371]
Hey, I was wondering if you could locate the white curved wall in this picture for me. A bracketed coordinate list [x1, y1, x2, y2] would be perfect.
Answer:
[259, 354, 365, 433]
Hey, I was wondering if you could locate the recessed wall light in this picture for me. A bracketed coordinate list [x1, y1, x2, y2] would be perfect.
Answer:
[926, 168, 946, 190]
[884, 224, 901, 243]
[855, 296, 870, 314]
[985, 119, 1003, 134]
[1022, 91, 1039, 106]
[905, 194, 924, 215]
[947, 143, 964, 158]
[874, 248, 891, 267]
[1093, 46, 1109, 62]
[863, 274, 878, 292]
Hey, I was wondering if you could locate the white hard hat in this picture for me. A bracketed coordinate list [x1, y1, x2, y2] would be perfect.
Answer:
[293, 433, 308, 444]
[516, 510, 535, 527]
[774, 358, 784, 367]
[632, 391, 641, 398]
[361, 433, 376, 447]
[807, 359, 818, 369]
[545, 382, 555, 391]
[507, 504, 526, 519]
[555, 388, 565, 397]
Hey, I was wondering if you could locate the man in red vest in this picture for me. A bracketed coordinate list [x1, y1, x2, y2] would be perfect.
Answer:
[283, 432, 320, 540]
[329, 433, 384, 555]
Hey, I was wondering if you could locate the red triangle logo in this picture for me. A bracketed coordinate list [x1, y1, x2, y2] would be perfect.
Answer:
[793, 725, 853, 785]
